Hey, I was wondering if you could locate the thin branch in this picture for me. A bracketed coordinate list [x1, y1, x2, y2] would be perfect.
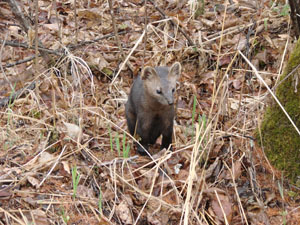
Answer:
[3, 55, 39, 68]
[143, 0, 148, 69]
[67, 30, 128, 49]
[4, 0, 31, 32]
[0, 30, 130, 56]
[288, 0, 300, 38]
[0, 40, 61, 55]
[5, 0, 53, 64]
[108, 0, 124, 58]
[108, 0, 133, 72]
[74, 0, 78, 44]
[239, 50, 300, 137]
[34, 0, 39, 70]
[0, 82, 36, 108]
[0, 34, 14, 90]
[148, 0, 195, 46]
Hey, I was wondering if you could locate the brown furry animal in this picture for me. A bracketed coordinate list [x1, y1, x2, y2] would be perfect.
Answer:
[125, 62, 181, 155]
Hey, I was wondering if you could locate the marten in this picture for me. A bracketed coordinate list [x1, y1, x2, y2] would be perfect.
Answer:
[125, 62, 181, 155]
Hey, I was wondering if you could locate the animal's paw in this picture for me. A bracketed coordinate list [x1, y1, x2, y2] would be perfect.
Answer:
[137, 145, 148, 156]
[160, 145, 172, 151]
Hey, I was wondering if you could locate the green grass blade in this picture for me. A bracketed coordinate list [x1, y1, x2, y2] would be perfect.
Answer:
[115, 132, 120, 156]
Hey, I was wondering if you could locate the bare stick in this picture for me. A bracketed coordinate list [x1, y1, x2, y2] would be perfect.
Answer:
[148, 0, 194, 46]
[108, 0, 124, 59]
[54, 0, 62, 43]
[67, 30, 128, 49]
[5, 0, 53, 64]
[108, 0, 133, 72]
[4, 0, 31, 32]
[3, 55, 39, 68]
[239, 50, 300, 136]
[0, 40, 61, 55]
[143, 0, 148, 68]
[111, 28, 146, 84]
[34, 0, 39, 69]
[74, 0, 78, 44]
[0, 30, 129, 55]
[0, 82, 36, 108]
[0, 34, 14, 90]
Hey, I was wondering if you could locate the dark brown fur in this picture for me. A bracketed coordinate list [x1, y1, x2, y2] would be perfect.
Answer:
[125, 62, 181, 155]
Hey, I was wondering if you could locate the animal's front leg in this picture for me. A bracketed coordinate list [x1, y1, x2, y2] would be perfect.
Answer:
[136, 139, 149, 155]
[136, 118, 151, 155]
[161, 125, 173, 150]
[125, 109, 137, 136]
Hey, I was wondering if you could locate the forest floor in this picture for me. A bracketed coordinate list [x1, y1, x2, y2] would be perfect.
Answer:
[0, 0, 300, 224]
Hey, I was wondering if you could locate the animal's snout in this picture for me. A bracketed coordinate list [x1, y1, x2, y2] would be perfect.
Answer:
[167, 98, 173, 105]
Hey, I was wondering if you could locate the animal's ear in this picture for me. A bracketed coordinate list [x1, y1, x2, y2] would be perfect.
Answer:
[141, 66, 157, 80]
[169, 62, 181, 79]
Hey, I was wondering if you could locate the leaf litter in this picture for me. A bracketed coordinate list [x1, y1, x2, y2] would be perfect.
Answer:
[0, 0, 299, 224]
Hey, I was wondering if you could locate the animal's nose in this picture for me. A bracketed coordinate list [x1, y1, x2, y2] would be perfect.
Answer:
[167, 99, 173, 105]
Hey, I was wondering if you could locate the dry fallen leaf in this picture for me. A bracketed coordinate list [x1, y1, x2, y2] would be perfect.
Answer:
[38, 152, 56, 166]
[61, 161, 71, 175]
[63, 122, 82, 141]
[116, 200, 133, 224]
[204, 188, 233, 223]
[31, 209, 50, 225]
[27, 176, 40, 188]
[43, 24, 59, 31]
[76, 185, 95, 199]
[0, 188, 13, 199]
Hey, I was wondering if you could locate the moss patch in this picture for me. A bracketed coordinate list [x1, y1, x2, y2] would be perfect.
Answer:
[259, 38, 300, 181]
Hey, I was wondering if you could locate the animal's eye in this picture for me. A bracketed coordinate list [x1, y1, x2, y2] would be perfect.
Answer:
[172, 88, 175, 93]
[156, 89, 162, 94]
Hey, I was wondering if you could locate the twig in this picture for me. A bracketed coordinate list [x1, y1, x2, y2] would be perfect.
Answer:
[53, 0, 62, 43]
[0, 40, 61, 55]
[0, 34, 14, 90]
[4, 0, 31, 33]
[34, 0, 39, 70]
[111, 28, 146, 84]
[74, 0, 78, 44]
[108, 0, 124, 59]
[97, 155, 138, 167]
[143, 0, 148, 68]
[148, 0, 194, 46]
[0, 30, 130, 56]
[288, 0, 300, 38]
[38, 146, 66, 188]
[108, 0, 133, 72]
[239, 50, 300, 136]
[273, 62, 300, 91]
[1, 30, 131, 70]
[67, 30, 128, 49]
[5, 0, 53, 64]
[0, 22, 22, 28]
[3, 55, 39, 68]
[0, 82, 36, 108]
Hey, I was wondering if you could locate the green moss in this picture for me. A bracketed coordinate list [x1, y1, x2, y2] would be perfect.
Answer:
[259, 38, 300, 181]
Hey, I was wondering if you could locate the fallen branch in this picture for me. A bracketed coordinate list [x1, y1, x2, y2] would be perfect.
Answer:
[3, 55, 39, 68]
[1, 30, 132, 69]
[0, 82, 35, 108]
[0, 30, 130, 56]
[67, 30, 129, 50]
[108, 0, 134, 72]
[0, 40, 61, 55]
[4, 0, 53, 64]
[148, 0, 195, 46]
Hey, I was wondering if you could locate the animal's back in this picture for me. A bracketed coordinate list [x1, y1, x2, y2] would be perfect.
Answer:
[127, 76, 143, 113]
[125, 76, 143, 135]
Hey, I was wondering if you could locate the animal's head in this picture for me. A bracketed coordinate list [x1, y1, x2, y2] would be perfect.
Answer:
[141, 62, 181, 105]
